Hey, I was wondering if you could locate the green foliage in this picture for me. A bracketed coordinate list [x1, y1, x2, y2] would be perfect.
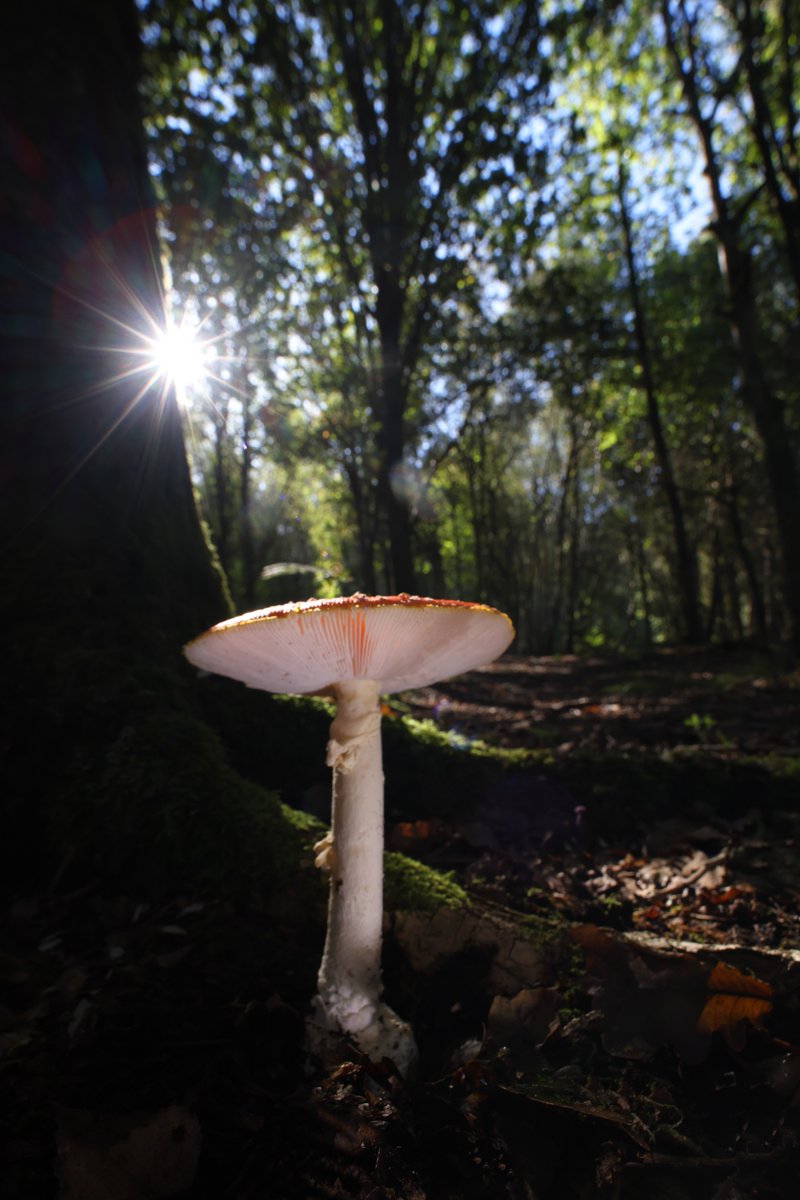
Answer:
[683, 712, 727, 745]
[136, 0, 800, 650]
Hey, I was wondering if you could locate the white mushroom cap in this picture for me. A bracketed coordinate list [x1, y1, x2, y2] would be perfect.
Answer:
[184, 592, 514, 695]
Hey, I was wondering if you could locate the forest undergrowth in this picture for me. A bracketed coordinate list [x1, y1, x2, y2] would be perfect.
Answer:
[2, 646, 799, 1199]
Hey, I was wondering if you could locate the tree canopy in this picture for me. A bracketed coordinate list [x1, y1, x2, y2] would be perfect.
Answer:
[134, 0, 800, 650]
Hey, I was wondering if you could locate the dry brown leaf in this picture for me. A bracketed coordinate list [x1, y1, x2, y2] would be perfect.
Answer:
[56, 1104, 201, 1200]
[697, 962, 773, 1049]
[488, 987, 560, 1051]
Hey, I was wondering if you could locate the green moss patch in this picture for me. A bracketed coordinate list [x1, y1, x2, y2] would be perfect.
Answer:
[384, 852, 469, 912]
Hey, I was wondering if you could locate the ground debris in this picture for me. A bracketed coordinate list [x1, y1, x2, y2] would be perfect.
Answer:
[3, 647, 800, 1197]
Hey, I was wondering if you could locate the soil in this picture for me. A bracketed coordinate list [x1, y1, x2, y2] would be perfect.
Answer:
[395, 646, 800, 949]
[2, 647, 799, 1199]
[401, 645, 800, 757]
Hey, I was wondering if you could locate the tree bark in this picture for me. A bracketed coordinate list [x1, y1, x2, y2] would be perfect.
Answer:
[0, 0, 232, 892]
[723, 463, 768, 641]
[1, 0, 224, 629]
[737, 0, 800, 307]
[616, 163, 702, 644]
[547, 424, 580, 654]
[662, 0, 800, 652]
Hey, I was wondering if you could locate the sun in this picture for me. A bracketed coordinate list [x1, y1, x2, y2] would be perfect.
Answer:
[149, 317, 211, 397]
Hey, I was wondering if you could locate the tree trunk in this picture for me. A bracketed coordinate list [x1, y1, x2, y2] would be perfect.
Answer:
[738, 0, 800, 307]
[343, 459, 378, 593]
[547, 425, 580, 654]
[616, 163, 702, 644]
[0, 0, 262, 895]
[662, 0, 800, 652]
[376, 318, 416, 593]
[631, 520, 654, 649]
[565, 446, 582, 654]
[240, 386, 257, 608]
[720, 230, 800, 649]
[212, 407, 233, 579]
[724, 464, 768, 642]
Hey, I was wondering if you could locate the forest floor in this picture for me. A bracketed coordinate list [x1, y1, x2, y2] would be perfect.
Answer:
[397, 644, 800, 949]
[402, 643, 800, 758]
[2, 645, 799, 1199]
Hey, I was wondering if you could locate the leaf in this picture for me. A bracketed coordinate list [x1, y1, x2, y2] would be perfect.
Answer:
[697, 962, 773, 1049]
[488, 987, 561, 1052]
[573, 925, 710, 1062]
[56, 1104, 201, 1200]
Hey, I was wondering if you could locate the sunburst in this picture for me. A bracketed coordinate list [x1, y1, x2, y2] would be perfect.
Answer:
[147, 316, 212, 400]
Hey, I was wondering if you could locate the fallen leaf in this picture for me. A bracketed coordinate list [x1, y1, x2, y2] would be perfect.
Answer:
[389, 818, 447, 852]
[573, 925, 711, 1062]
[57, 1104, 201, 1199]
[488, 987, 560, 1054]
[697, 962, 773, 1050]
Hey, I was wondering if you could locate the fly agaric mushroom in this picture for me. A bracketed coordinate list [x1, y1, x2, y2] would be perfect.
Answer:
[183, 593, 514, 1074]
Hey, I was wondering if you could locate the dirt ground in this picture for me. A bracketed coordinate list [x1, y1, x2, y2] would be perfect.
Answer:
[2, 647, 799, 1199]
[394, 646, 800, 949]
[401, 645, 800, 756]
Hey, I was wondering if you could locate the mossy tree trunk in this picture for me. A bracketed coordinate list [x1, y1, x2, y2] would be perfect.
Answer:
[0, 1, 297, 897]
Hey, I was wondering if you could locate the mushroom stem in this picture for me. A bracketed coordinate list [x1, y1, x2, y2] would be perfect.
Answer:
[319, 678, 384, 1020]
[310, 678, 417, 1073]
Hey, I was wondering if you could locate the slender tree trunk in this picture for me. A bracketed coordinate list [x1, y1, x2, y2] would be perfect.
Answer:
[631, 521, 654, 649]
[725, 557, 745, 642]
[548, 425, 580, 653]
[706, 531, 723, 641]
[724, 466, 768, 641]
[565, 447, 582, 655]
[662, 0, 800, 651]
[212, 409, 232, 580]
[463, 430, 487, 601]
[376, 326, 416, 593]
[343, 460, 378, 593]
[738, 0, 800, 306]
[240, 390, 256, 608]
[616, 163, 702, 644]
[720, 231, 800, 648]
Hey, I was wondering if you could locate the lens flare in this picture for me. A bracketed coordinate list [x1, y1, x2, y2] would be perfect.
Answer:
[149, 318, 210, 397]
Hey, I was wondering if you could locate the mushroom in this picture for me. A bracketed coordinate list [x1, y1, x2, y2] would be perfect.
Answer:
[183, 593, 514, 1074]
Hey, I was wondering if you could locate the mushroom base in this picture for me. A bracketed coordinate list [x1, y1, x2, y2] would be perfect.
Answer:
[306, 995, 418, 1078]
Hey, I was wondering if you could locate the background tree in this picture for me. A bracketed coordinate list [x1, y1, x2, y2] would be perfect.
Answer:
[144, 0, 548, 592]
[660, 0, 800, 649]
[127, 0, 800, 653]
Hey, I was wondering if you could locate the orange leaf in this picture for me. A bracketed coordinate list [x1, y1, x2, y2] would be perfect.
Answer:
[697, 962, 773, 1048]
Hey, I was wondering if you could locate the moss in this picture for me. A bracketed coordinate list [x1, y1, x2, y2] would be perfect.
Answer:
[49, 709, 320, 903]
[193, 665, 800, 854]
[383, 852, 469, 911]
[760, 753, 800, 783]
[551, 749, 800, 833]
[382, 715, 537, 821]
[196, 679, 538, 823]
[27, 629, 790, 910]
[390, 715, 532, 767]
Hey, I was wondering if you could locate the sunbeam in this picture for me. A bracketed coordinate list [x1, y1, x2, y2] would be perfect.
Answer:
[147, 317, 212, 399]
